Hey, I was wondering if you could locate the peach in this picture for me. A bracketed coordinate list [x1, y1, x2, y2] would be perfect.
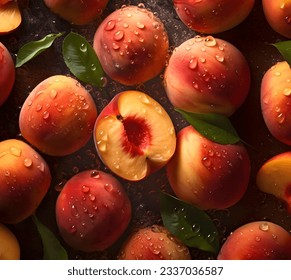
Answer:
[164, 35, 251, 116]
[19, 75, 97, 156]
[118, 225, 191, 260]
[0, 1, 21, 34]
[0, 42, 15, 106]
[0, 223, 20, 260]
[93, 5, 169, 85]
[261, 61, 291, 145]
[256, 151, 291, 213]
[218, 221, 291, 260]
[166, 125, 251, 210]
[44, 0, 109, 25]
[173, 0, 255, 34]
[56, 170, 131, 252]
[262, 0, 291, 38]
[94, 90, 176, 181]
[0, 139, 51, 224]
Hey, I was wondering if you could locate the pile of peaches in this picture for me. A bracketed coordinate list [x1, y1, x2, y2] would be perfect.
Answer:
[1, 0, 291, 260]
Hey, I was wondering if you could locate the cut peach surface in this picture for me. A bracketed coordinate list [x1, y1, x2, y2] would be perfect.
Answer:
[256, 151, 291, 213]
[94, 90, 176, 181]
[0, 1, 21, 34]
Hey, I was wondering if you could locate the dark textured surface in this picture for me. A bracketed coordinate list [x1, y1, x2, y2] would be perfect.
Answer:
[0, 0, 291, 260]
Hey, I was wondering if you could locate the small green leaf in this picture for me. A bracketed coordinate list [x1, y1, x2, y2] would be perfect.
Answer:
[272, 40, 291, 65]
[176, 109, 240, 144]
[16, 33, 63, 68]
[32, 215, 68, 260]
[62, 32, 103, 87]
[160, 192, 220, 254]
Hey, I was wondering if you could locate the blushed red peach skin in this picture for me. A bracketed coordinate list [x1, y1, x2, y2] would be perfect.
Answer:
[167, 125, 251, 210]
[56, 170, 131, 252]
[0, 139, 51, 224]
[164, 36, 251, 116]
[218, 221, 291, 260]
[93, 5, 169, 86]
[174, 0, 255, 34]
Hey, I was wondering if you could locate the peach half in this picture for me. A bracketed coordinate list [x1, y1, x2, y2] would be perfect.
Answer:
[94, 90, 176, 181]
[164, 35, 251, 116]
[0, 1, 21, 34]
[167, 125, 251, 210]
[93, 5, 169, 85]
[0, 139, 51, 224]
[19, 75, 97, 156]
[256, 151, 291, 213]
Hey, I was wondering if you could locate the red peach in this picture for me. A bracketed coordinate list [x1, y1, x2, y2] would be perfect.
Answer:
[0, 139, 51, 224]
[174, 0, 255, 34]
[0, 223, 20, 260]
[262, 0, 291, 38]
[93, 5, 169, 85]
[44, 0, 109, 25]
[56, 170, 131, 252]
[261, 61, 291, 145]
[19, 75, 97, 156]
[164, 35, 251, 116]
[218, 221, 291, 260]
[166, 125, 251, 210]
[0, 42, 15, 106]
[118, 225, 191, 260]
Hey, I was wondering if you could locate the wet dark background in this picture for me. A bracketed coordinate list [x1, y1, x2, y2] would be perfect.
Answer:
[0, 0, 291, 259]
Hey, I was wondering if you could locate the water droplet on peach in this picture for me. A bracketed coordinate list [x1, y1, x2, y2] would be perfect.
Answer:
[10, 147, 22, 157]
[24, 158, 33, 168]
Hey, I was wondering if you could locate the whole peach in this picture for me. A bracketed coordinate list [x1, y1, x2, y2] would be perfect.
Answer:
[261, 61, 291, 145]
[0, 223, 20, 260]
[166, 125, 251, 210]
[0, 139, 51, 224]
[93, 5, 169, 85]
[218, 221, 291, 260]
[0, 42, 15, 106]
[164, 35, 251, 116]
[44, 0, 109, 25]
[56, 170, 131, 252]
[174, 0, 255, 34]
[0, 1, 22, 34]
[19, 75, 97, 156]
[263, 0, 291, 38]
[118, 225, 191, 260]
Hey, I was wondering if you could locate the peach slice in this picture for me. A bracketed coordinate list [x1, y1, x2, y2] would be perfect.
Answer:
[0, 223, 20, 260]
[94, 90, 176, 181]
[256, 151, 291, 213]
[0, 1, 22, 34]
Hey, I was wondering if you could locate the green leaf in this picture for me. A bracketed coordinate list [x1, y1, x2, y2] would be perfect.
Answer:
[16, 33, 63, 68]
[160, 192, 220, 254]
[176, 109, 240, 144]
[62, 32, 104, 87]
[32, 215, 68, 260]
[272, 40, 291, 65]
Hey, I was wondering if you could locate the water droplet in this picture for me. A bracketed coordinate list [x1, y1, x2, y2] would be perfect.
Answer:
[36, 104, 42, 112]
[255, 236, 261, 242]
[275, 71, 281, 76]
[90, 64, 96, 71]
[70, 225, 77, 234]
[43, 111, 50, 120]
[24, 158, 33, 168]
[90, 170, 100, 178]
[10, 147, 22, 157]
[200, 57, 206, 63]
[202, 156, 212, 168]
[278, 112, 286, 124]
[4, 170, 10, 177]
[37, 162, 45, 172]
[104, 183, 113, 192]
[105, 20, 116, 31]
[215, 54, 224, 62]
[114, 30, 124, 41]
[80, 43, 87, 52]
[137, 3, 146, 9]
[89, 194, 96, 202]
[50, 89, 57, 99]
[188, 57, 198, 70]
[71, 205, 80, 218]
[204, 36, 216, 47]
[82, 185, 90, 193]
[136, 22, 145, 29]
[284, 88, 291, 96]
[259, 222, 270, 232]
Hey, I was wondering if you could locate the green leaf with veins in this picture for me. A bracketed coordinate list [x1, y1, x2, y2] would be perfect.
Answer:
[160, 192, 220, 254]
[16, 33, 63, 68]
[272, 40, 291, 65]
[32, 215, 68, 260]
[176, 109, 240, 145]
[62, 32, 104, 87]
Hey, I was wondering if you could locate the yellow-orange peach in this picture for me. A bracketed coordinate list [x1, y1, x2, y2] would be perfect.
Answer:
[0, 223, 20, 260]
[0, 139, 51, 224]
[19, 75, 97, 156]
